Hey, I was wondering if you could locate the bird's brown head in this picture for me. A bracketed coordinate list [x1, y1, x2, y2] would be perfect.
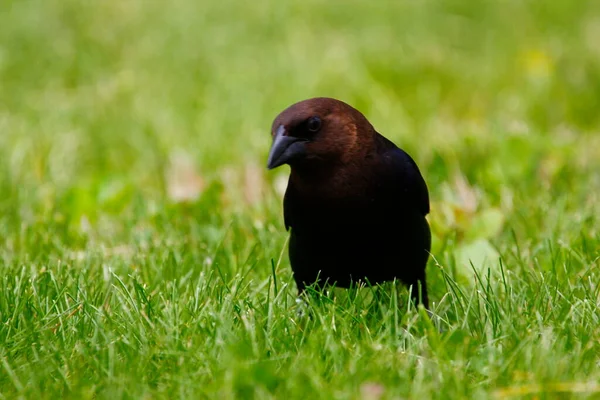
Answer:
[266, 97, 375, 170]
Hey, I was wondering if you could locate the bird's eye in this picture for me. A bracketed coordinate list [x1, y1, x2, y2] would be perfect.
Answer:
[307, 117, 322, 133]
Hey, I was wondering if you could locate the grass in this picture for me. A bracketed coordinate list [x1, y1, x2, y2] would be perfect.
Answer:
[1, 0, 600, 398]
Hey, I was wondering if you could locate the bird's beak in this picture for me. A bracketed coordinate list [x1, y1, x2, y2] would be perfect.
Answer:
[267, 125, 307, 169]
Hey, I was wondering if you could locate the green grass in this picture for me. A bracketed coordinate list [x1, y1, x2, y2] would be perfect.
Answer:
[1, 0, 600, 398]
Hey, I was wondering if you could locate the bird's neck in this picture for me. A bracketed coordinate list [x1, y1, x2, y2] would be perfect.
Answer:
[289, 156, 378, 200]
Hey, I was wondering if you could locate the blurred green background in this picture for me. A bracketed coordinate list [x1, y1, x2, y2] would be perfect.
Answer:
[2, 0, 599, 240]
[1, 0, 600, 398]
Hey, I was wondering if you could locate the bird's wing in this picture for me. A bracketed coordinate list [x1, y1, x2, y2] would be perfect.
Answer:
[381, 147, 430, 216]
[283, 181, 295, 230]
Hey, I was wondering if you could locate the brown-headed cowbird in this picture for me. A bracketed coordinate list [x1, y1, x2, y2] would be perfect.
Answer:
[267, 97, 431, 308]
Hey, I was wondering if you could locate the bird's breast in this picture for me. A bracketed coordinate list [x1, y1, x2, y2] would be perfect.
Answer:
[290, 196, 392, 240]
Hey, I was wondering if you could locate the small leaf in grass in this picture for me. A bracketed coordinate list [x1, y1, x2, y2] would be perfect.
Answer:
[243, 163, 265, 205]
[360, 382, 385, 400]
[453, 174, 478, 214]
[465, 208, 505, 241]
[455, 238, 500, 276]
[165, 149, 204, 203]
[273, 173, 288, 197]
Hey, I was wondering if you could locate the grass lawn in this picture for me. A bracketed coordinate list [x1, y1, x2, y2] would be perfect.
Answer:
[1, 0, 600, 398]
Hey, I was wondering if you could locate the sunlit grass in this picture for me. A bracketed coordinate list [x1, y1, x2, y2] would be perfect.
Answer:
[1, 0, 599, 398]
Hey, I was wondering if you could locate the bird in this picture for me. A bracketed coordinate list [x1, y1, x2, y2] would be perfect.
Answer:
[267, 97, 431, 308]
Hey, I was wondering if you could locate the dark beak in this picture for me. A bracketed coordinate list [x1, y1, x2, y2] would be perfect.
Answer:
[266, 125, 307, 169]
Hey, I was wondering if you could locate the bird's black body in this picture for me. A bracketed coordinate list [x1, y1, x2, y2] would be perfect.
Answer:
[267, 97, 431, 308]
[284, 134, 431, 307]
